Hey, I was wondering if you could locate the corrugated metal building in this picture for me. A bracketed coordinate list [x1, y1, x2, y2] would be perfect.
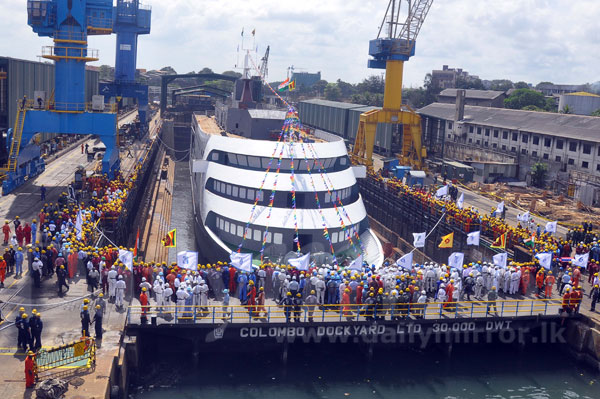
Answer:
[0, 57, 99, 131]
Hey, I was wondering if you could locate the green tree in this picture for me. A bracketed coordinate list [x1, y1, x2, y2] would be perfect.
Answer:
[535, 81, 553, 89]
[160, 66, 177, 74]
[490, 79, 514, 91]
[504, 88, 546, 109]
[531, 162, 548, 188]
[356, 75, 385, 94]
[514, 81, 529, 89]
[560, 105, 573, 114]
[99, 65, 113, 81]
[336, 79, 355, 99]
[222, 70, 242, 78]
[456, 77, 485, 90]
[324, 83, 342, 101]
[403, 87, 427, 109]
[313, 79, 328, 97]
[544, 98, 557, 112]
[198, 67, 214, 74]
[591, 109, 600, 117]
[522, 105, 545, 112]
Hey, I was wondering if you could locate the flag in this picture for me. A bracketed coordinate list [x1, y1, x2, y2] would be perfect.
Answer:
[289, 80, 296, 91]
[396, 252, 413, 270]
[348, 254, 363, 271]
[448, 252, 464, 268]
[413, 232, 426, 248]
[467, 231, 480, 246]
[496, 201, 504, 213]
[251, 28, 255, 36]
[288, 252, 310, 271]
[490, 232, 507, 249]
[492, 252, 508, 268]
[535, 252, 553, 270]
[278, 78, 290, 91]
[161, 229, 176, 248]
[118, 249, 133, 270]
[524, 234, 535, 247]
[75, 211, 83, 240]
[177, 251, 198, 271]
[545, 221, 557, 233]
[241, 28, 244, 36]
[435, 185, 448, 198]
[456, 193, 464, 209]
[230, 252, 253, 272]
[517, 211, 530, 222]
[438, 232, 454, 248]
[133, 228, 140, 259]
[573, 252, 589, 268]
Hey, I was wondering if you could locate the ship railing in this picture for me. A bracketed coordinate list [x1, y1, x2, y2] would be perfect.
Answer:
[17, 99, 117, 113]
[126, 298, 569, 325]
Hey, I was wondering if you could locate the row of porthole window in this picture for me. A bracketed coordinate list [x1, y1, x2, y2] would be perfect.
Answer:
[216, 216, 283, 245]
[214, 180, 265, 202]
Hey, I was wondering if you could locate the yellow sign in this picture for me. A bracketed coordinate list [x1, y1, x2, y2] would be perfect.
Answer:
[438, 232, 454, 248]
[73, 341, 86, 357]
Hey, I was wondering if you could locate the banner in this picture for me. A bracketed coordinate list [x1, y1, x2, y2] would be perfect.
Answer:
[348, 255, 363, 271]
[545, 221, 557, 233]
[535, 252, 553, 270]
[467, 231, 480, 246]
[230, 252, 253, 272]
[118, 249, 133, 270]
[177, 251, 198, 271]
[435, 185, 448, 198]
[496, 201, 504, 213]
[456, 193, 464, 209]
[288, 252, 311, 271]
[573, 252, 589, 268]
[75, 211, 83, 240]
[438, 232, 454, 248]
[492, 252, 508, 268]
[491, 232, 507, 249]
[413, 232, 426, 248]
[395, 252, 413, 270]
[448, 252, 464, 268]
[517, 211, 530, 222]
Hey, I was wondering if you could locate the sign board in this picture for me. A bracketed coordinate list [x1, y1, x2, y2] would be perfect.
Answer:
[120, 44, 132, 51]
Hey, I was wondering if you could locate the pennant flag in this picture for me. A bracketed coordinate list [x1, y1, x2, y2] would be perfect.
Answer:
[435, 185, 448, 198]
[467, 231, 480, 246]
[413, 232, 426, 248]
[456, 193, 464, 209]
[278, 78, 290, 92]
[496, 201, 504, 213]
[545, 221, 558, 233]
[177, 251, 198, 271]
[133, 228, 140, 259]
[288, 252, 311, 271]
[161, 229, 176, 248]
[241, 28, 244, 37]
[524, 234, 535, 247]
[396, 252, 413, 270]
[251, 28, 256, 36]
[517, 211, 530, 222]
[492, 252, 508, 268]
[289, 80, 296, 91]
[348, 254, 363, 271]
[448, 252, 464, 269]
[535, 252, 553, 270]
[230, 252, 253, 272]
[118, 249, 134, 270]
[438, 232, 454, 248]
[573, 252, 589, 268]
[490, 232, 507, 249]
[75, 211, 83, 240]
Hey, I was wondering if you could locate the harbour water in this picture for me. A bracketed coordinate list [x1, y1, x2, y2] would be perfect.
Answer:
[132, 344, 598, 399]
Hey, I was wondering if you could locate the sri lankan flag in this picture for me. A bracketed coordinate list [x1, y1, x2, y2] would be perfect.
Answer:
[438, 232, 454, 248]
[491, 232, 507, 249]
[162, 229, 176, 248]
[289, 80, 296, 91]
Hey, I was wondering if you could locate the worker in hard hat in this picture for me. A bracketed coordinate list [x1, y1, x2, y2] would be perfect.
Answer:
[25, 350, 36, 388]
[139, 287, 149, 323]
[81, 305, 91, 338]
[57, 264, 69, 296]
[92, 305, 103, 340]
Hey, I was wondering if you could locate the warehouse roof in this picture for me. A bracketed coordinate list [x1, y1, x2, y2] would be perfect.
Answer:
[418, 103, 600, 143]
[300, 98, 365, 109]
[438, 89, 505, 100]
[248, 109, 286, 120]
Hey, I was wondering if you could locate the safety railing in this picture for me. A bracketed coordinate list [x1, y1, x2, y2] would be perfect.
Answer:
[53, 30, 87, 43]
[126, 298, 569, 326]
[87, 16, 113, 34]
[34, 337, 96, 380]
[41, 46, 99, 62]
[17, 99, 117, 113]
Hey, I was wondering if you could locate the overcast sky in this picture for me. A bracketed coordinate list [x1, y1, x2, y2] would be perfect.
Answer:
[2, 0, 598, 87]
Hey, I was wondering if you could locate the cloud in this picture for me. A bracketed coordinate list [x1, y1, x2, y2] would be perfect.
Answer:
[1, 0, 598, 87]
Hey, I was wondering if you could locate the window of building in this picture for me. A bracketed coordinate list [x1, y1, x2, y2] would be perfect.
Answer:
[468, 138, 472, 144]
[582, 161, 589, 169]
[484, 142, 489, 147]
[219, 219, 225, 231]
[533, 136, 539, 145]
[492, 143, 497, 148]
[237, 225, 244, 237]
[522, 134, 528, 143]
[543, 153, 549, 160]
[261, 157, 271, 169]
[237, 155, 248, 167]
[274, 233, 283, 245]
[447, 134, 452, 139]
[555, 156, 561, 162]
[597, 164, 600, 172]
[224, 221, 230, 233]
[331, 232, 338, 244]
[247, 156, 261, 168]
[232, 186, 239, 197]
[493, 130, 499, 138]
[247, 189, 255, 200]
[226, 185, 232, 196]
[502, 131, 508, 139]
[468, 126, 474, 133]
[266, 232, 272, 243]
[512, 132, 518, 141]
[521, 149, 528, 155]
[511, 147, 516, 152]
[544, 138, 551, 147]
[583, 144, 591, 154]
[569, 142, 578, 152]
[556, 140, 563, 150]
[476, 140, 480, 145]
[532, 151, 537, 157]
[253, 229, 261, 242]
[485, 128, 490, 136]
[228, 154, 238, 165]
[502, 145, 507, 151]
[239, 187, 246, 199]
[568, 158, 575, 165]
[448, 122, 453, 130]
[477, 127, 482, 135]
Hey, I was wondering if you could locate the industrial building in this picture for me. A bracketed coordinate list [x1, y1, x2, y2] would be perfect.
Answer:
[430, 65, 479, 89]
[438, 89, 506, 108]
[536, 83, 584, 96]
[291, 71, 321, 89]
[0, 56, 99, 131]
[559, 92, 600, 116]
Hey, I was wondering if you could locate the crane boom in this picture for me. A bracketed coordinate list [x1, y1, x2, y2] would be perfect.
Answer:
[259, 45, 270, 79]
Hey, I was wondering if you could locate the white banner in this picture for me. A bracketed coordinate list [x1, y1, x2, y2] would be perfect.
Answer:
[75, 211, 83, 240]
[492, 252, 508, 269]
[517, 211, 530, 222]
[396, 252, 413, 270]
[413, 232, 426, 248]
[573, 252, 589, 268]
[448, 252, 464, 269]
[118, 249, 134, 270]
[467, 231, 480, 246]
[230, 252, 253, 272]
[348, 255, 363, 271]
[435, 185, 448, 198]
[456, 193, 464, 209]
[288, 252, 311, 271]
[545, 221, 558, 233]
[496, 201, 504, 213]
[535, 252, 553, 270]
[177, 251, 198, 271]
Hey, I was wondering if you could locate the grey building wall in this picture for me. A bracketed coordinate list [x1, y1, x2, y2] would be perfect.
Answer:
[559, 94, 600, 116]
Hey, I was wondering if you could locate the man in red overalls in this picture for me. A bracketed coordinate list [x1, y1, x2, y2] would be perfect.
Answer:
[2, 221, 10, 245]
[0, 256, 6, 287]
[25, 350, 36, 388]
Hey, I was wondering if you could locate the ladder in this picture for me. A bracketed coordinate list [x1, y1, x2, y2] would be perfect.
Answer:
[6, 108, 27, 172]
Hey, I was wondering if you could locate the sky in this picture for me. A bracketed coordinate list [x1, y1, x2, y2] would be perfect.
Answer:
[1, 0, 599, 87]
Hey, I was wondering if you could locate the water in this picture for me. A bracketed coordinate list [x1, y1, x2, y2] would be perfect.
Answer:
[132, 345, 598, 399]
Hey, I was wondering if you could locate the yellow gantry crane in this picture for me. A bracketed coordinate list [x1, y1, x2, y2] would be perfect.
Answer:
[351, 0, 434, 171]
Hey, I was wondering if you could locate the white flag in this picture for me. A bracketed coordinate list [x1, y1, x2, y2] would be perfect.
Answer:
[545, 221, 557, 233]
[230, 252, 253, 272]
[288, 252, 311, 271]
[573, 252, 589, 268]
[177, 251, 198, 271]
[413, 232, 426, 248]
[456, 193, 464, 209]
[466, 231, 480, 246]
[118, 249, 134, 270]
[435, 185, 448, 198]
[517, 211, 530, 222]
[496, 201, 504, 213]
[348, 255, 363, 271]
[75, 211, 83, 240]
[535, 252, 553, 270]
[448, 252, 464, 269]
[492, 252, 508, 268]
[396, 252, 413, 270]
